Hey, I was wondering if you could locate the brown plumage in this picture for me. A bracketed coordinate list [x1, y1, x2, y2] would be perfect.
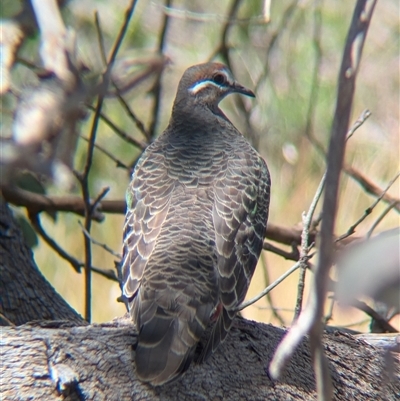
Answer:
[122, 62, 271, 385]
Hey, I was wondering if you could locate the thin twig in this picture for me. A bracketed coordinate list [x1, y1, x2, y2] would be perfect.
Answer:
[263, 241, 299, 261]
[305, 107, 399, 213]
[78, 221, 122, 259]
[28, 213, 117, 284]
[269, 3, 378, 400]
[348, 299, 397, 333]
[255, 0, 300, 92]
[260, 252, 286, 326]
[346, 109, 371, 140]
[336, 171, 400, 242]
[210, 0, 242, 66]
[94, 11, 107, 65]
[343, 165, 400, 213]
[78, 0, 138, 323]
[366, 200, 400, 239]
[0, 312, 15, 326]
[323, 296, 335, 325]
[160, 5, 270, 24]
[91, 266, 119, 282]
[86, 105, 147, 149]
[115, 94, 150, 140]
[294, 173, 326, 321]
[90, 187, 110, 216]
[148, 0, 171, 140]
[95, 12, 150, 140]
[236, 260, 303, 312]
[80, 136, 130, 170]
[29, 209, 120, 283]
[28, 212, 82, 273]
[79, 95, 102, 322]
[304, 0, 323, 143]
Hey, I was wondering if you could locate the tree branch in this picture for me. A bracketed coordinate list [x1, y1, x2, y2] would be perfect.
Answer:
[270, 3, 378, 400]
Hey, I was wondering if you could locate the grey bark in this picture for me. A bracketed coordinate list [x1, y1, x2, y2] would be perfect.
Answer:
[0, 200, 399, 400]
[0, 199, 84, 325]
[1, 317, 399, 401]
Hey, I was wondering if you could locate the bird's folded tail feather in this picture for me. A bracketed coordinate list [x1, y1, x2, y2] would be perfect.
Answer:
[134, 302, 213, 386]
[197, 307, 235, 364]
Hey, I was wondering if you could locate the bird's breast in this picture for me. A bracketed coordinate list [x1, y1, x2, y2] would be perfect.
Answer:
[162, 131, 231, 186]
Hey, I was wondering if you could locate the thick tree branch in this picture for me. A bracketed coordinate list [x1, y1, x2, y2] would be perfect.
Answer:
[1, 317, 399, 400]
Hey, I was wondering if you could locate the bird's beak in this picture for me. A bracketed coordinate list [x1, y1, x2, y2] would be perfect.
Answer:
[232, 82, 256, 98]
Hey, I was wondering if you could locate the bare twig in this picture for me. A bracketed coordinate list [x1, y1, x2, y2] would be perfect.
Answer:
[348, 299, 397, 333]
[86, 105, 147, 150]
[237, 260, 303, 312]
[78, 94, 103, 322]
[259, 253, 286, 326]
[304, 0, 323, 142]
[1, 186, 101, 220]
[90, 266, 119, 282]
[263, 241, 299, 261]
[210, 0, 242, 66]
[95, 11, 160, 140]
[306, 108, 400, 213]
[80, 136, 130, 170]
[0, 312, 16, 326]
[29, 212, 82, 273]
[346, 109, 371, 140]
[78, 221, 122, 259]
[295, 110, 372, 322]
[294, 173, 326, 321]
[90, 187, 110, 216]
[77, 0, 138, 322]
[323, 296, 335, 325]
[148, 0, 171, 140]
[255, 0, 300, 92]
[265, 222, 314, 247]
[28, 209, 120, 283]
[27, 214, 120, 283]
[269, 3, 378, 400]
[115, 94, 150, 140]
[160, 5, 269, 24]
[366, 200, 400, 239]
[94, 12, 107, 66]
[336, 171, 400, 242]
[343, 165, 400, 213]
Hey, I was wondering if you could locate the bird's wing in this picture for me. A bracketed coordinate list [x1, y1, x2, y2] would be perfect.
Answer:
[199, 149, 271, 361]
[122, 144, 218, 385]
[121, 146, 174, 303]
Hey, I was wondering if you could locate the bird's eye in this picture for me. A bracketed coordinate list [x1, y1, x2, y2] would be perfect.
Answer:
[213, 73, 227, 86]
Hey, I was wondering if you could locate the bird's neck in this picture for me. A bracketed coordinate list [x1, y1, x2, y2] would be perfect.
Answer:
[171, 97, 231, 128]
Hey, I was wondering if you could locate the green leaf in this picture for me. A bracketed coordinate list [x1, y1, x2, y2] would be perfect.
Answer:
[15, 171, 46, 194]
[14, 214, 39, 249]
[15, 171, 57, 222]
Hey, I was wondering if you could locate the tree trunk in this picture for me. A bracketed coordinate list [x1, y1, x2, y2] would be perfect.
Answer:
[0, 199, 84, 325]
[0, 200, 399, 400]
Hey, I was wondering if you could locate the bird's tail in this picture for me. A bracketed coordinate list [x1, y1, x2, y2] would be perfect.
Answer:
[197, 307, 235, 364]
[133, 299, 213, 386]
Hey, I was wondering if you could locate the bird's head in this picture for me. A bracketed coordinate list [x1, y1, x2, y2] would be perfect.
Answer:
[172, 62, 255, 117]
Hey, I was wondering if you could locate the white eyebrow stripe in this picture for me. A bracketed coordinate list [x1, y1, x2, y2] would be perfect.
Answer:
[189, 70, 232, 94]
[189, 80, 223, 94]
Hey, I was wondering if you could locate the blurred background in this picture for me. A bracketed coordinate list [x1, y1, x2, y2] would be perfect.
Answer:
[2, 0, 399, 330]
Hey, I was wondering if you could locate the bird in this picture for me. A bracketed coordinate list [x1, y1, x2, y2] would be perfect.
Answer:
[121, 62, 271, 386]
